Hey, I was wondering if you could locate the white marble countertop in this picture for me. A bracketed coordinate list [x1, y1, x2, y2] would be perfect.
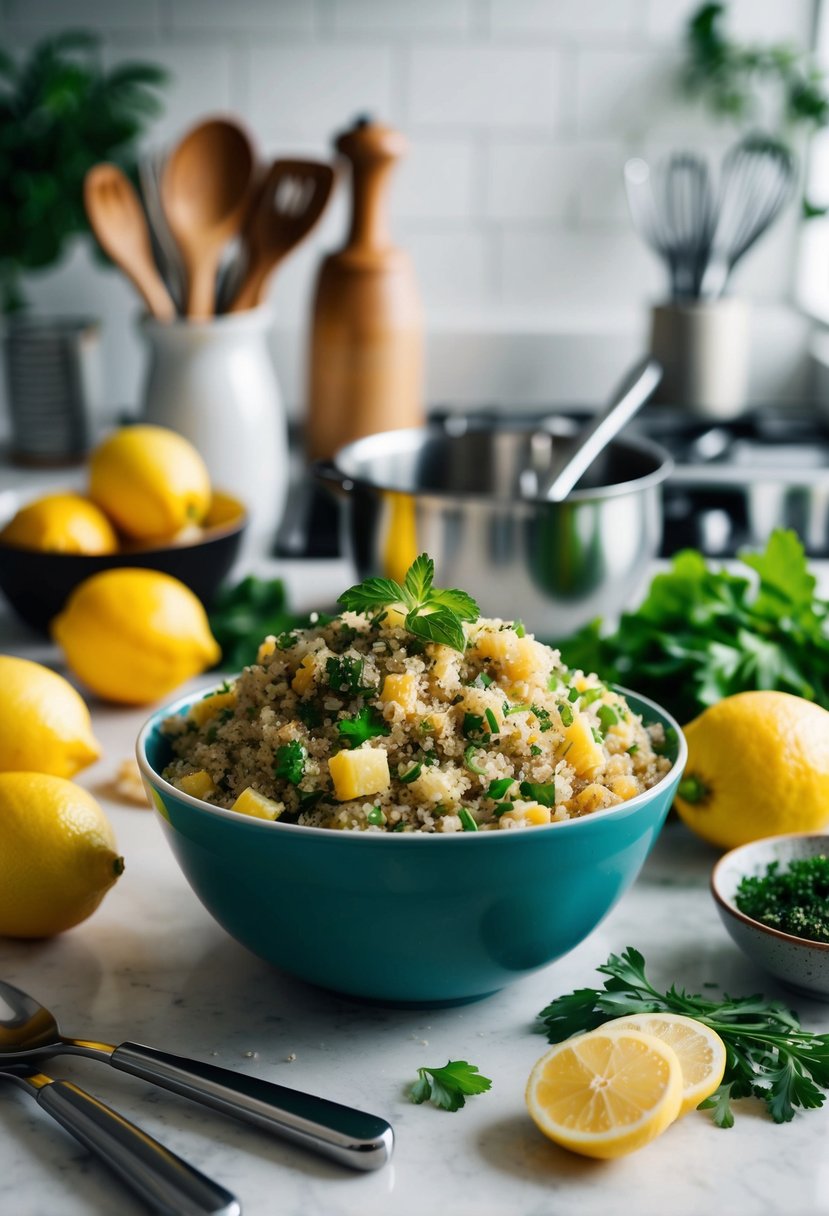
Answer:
[1, 559, 829, 1216]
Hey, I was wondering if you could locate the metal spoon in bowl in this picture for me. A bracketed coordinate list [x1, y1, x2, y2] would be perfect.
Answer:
[1, 1065, 240, 1215]
[0, 979, 393, 1172]
[534, 356, 663, 502]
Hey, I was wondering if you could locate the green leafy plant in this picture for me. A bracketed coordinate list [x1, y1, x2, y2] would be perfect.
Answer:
[538, 947, 829, 1127]
[410, 1060, 493, 1112]
[209, 577, 312, 671]
[558, 530, 829, 725]
[0, 30, 167, 311]
[683, 2, 829, 212]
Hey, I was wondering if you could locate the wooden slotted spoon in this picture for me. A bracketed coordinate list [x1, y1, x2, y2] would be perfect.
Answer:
[84, 163, 176, 321]
[227, 158, 335, 313]
[161, 117, 256, 319]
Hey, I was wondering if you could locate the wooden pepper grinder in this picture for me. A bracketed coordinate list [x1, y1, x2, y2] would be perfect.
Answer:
[306, 116, 424, 461]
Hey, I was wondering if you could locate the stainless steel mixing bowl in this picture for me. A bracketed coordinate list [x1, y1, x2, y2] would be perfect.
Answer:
[315, 419, 672, 638]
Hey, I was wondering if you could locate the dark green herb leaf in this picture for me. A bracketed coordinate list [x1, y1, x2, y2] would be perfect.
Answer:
[325, 656, 375, 696]
[399, 763, 422, 784]
[337, 707, 391, 749]
[406, 606, 466, 652]
[274, 740, 306, 786]
[558, 702, 574, 727]
[487, 777, 514, 800]
[410, 1061, 493, 1112]
[464, 744, 487, 776]
[338, 577, 405, 614]
[485, 708, 499, 735]
[463, 713, 484, 738]
[366, 806, 386, 827]
[519, 780, 555, 807]
[339, 556, 478, 654]
[458, 808, 478, 832]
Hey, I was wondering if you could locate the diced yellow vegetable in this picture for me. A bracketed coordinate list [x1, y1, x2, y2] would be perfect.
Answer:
[231, 787, 283, 820]
[574, 783, 613, 814]
[410, 765, 463, 808]
[291, 655, 316, 695]
[610, 774, 640, 802]
[381, 604, 408, 629]
[419, 711, 450, 738]
[328, 747, 390, 801]
[430, 644, 460, 689]
[257, 636, 277, 663]
[473, 630, 544, 684]
[562, 714, 605, 777]
[176, 770, 216, 800]
[189, 688, 236, 726]
[499, 802, 551, 828]
[379, 671, 418, 714]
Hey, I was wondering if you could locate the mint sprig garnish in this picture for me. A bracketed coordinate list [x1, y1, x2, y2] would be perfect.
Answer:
[338, 554, 479, 653]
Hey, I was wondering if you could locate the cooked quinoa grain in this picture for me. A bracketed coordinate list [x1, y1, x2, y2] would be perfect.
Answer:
[163, 614, 672, 832]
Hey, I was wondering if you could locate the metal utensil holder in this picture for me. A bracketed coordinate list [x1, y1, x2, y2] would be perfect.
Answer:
[3, 316, 100, 465]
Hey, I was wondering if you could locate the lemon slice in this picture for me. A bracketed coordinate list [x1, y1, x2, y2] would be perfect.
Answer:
[599, 1013, 726, 1116]
[526, 1028, 683, 1159]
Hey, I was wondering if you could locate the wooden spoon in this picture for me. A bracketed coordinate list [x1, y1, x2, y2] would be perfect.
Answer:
[161, 117, 255, 319]
[227, 159, 335, 313]
[83, 164, 176, 321]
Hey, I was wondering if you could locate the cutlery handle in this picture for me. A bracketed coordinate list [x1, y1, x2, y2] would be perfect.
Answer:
[37, 1079, 240, 1216]
[112, 1042, 393, 1172]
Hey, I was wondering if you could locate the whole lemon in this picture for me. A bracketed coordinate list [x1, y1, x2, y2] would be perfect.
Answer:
[52, 568, 221, 704]
[0, 492, 118, 554]
[675, 691, 829, 849]
[0, 655, 101, 777]
[0, 772, 123, 938]
[89, 425, 211, 542]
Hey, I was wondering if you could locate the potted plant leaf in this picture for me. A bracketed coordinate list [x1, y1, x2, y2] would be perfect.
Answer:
[0, 30, 167, 464]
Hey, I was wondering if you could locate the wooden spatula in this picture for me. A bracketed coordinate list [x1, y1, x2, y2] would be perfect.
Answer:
[84, 164, 176, 321]
[227, 159, 335, 313]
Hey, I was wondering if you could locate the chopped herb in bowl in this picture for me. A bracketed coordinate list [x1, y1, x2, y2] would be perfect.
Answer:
[735, 856, 829, 944]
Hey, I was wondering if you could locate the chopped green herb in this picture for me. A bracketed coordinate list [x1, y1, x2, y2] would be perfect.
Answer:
[337, 707, 391, 750]
[298, 788, 325, 812]
[514, 620, 526, 638]
[558, 702, 574, 727]
[276, 630, 298, 650]
[245, 705, 257, 719]
[735, 857, 829, 944]
[485, 708, 499, 735]
[339, 554, 479, 654]
[463, 712, 485, 738]
[519, 780, 555, 807]
[218, 708, 234, 723]
[274, 740, 306, 786]
[537, 946, 829, 1127]
[479, 672, 493, 688]
[458, 808, 478, 832]
[547, 673, 561, 691]
[579, 687, 604, 707]
[464, 744, 487, 776]
[597, 704, 620, 734]
[487, 777, 514, 800]
[654, 726, 678, 756]
[530, 744, 542, 756]
[325, 655, 374, 696]
[591, 726, 603, 745]
[531, 705, 553, 732]
[399, 763, 422, 784]
[297, 701, 322, 729]
[367, 806, 386, 827]
[493, 801, 514, 817]
[627, 742, 639, 755]
[410, 1060, 492, 1112]
[503, 702, 531, 717]
[567, 687, 580, 703]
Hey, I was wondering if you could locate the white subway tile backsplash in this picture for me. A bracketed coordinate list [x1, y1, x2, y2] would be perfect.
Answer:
[575, 47, 714, 139]
[403, 229, 493, 307]
[6, 0, 160, 33]
[409, 45, 562, 128]
[330, 0, 472, 36]
[168, 0, 313, 35]
[500, 228, 663, 311]
[485, 139, 629, 224]
[490, 0, 639, 39]
[248, 44, 394, 140]
[392, 140, 476, 219]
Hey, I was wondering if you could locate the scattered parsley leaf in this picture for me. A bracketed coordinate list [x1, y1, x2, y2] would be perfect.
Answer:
[410, 1060, 493, 1112]
[337, 707, 391, 749]
[537, 947, 829, 1126]
[519, 780, 556, 807]
[487, 777, 514, 800]
[458, 808, 478, 831]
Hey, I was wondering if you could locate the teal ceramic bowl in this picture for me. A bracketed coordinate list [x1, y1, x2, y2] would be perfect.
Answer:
[137, 686, 686, 1006]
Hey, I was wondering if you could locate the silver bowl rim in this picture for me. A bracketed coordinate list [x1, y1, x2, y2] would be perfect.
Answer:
[326, 423, 674, 505]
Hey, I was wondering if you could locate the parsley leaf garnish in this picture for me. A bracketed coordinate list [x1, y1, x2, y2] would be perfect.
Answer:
[519, 780, 556, 806]
[410, 1060, 493, 1112]
[325, 656, 375, 696]
[537, 947, 829, 1127]
[337, 707, 391, 750]
[338, 554, 479, 654]
[274, 740, 306, 786]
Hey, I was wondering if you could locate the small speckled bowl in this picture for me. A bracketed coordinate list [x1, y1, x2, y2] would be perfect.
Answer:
[711, 834, 829, 1000]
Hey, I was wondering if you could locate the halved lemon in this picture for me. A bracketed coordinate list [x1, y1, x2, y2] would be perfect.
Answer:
[526, 1028, 683, 1159]
[599, 1013, 726, 1116]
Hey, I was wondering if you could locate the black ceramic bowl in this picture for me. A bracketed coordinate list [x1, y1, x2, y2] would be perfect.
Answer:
[0, 490, 247, 634]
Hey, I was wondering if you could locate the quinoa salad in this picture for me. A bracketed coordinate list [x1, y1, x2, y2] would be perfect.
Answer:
[163, 557, 673, 833]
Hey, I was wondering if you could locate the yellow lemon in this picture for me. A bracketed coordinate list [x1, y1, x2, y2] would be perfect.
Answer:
[675, 691, 829, 850]
[52, 568, 221, 705]
[0, 772, 123, 938]
[0, 492, 118, 554]
[89, 425, 211, 542]
[0, 655, 101, 777]
[598, 1013, 726, 1116]
[526, 1028, 683, 1159]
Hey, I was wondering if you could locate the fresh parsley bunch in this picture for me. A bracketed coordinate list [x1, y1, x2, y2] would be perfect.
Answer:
[558, 530, 829, 724]
[339, 555, 479, 653]
[538, 948, 829, 1127]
